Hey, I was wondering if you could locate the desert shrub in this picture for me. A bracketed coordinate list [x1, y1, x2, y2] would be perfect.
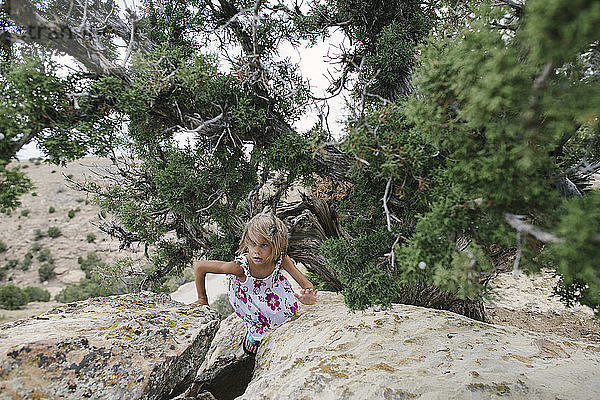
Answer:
[0, 240, 6, 253]
[47, 226, 61, 238]
[5, 259, 18, 269]
[67, 209, 76, 218]
[38, 263, 55, 282]
[33, 228, 45, 240]
[20, 253, 33, 270]
[31, 243, 42, 252]
[51, 170, 56, 173]
[76, 198, 84, 203]
[20, 209, 30, 217]
[211, 293, 234, 319]
[86, 233, 96, 243]
[37, 248, 53, 263]
[48, 206, 55, 214]
[55, 276, 117, 303]
[0, 285, 29, 310]
[31, 192, 37, 196]
[24, 286, 51, 302]
[78, 252, 106, 278]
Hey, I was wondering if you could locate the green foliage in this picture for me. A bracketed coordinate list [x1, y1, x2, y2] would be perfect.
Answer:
[78, 252, 106, 279]
[320, 229, 396, 309]
[38, 263, 55, 282]
[545, 190, 600, 310]
[48, 206, 55, 214]
[0, 240, 6, 253]
[211, 293, 234, 319]
[0, 285, 29, 310]
[21, 252, 33, 270]
[30, 243, 42, 252]
[47, 226, 61, 238]
[55, 275, 118, 303]
[23, 286, 51, 302]
[86, 233, 96, 243]
[207, 231, 240, 262]
[33, 228, 45, 241]
[0, 162, 33, 212]
[255, 131, 316, 184]
[37, 248, 53, 263]
[20, 209, 30, 217]
[325, 0, 600, 314]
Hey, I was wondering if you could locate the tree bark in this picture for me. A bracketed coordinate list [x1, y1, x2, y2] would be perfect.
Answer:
[278, 194, 347, 292]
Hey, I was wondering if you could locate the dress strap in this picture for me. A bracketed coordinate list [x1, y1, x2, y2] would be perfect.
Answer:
[273, 256, 283, 273]
[234, 254, 250, 275]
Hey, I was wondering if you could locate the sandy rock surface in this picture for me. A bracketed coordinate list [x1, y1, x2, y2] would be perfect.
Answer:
[244, 292, 600, 400]
[0, 292, 220, 400]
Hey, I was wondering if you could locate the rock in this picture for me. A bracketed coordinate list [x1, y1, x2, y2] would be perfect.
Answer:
[185, 313, 253, 400]
[0, 291, 220, 399]
[242, 292, 600, 399]
[54, 266, 70, 275]
[59, 269, 86, 285]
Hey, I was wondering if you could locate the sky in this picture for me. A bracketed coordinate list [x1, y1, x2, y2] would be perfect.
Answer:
[17, 0, 350, 159]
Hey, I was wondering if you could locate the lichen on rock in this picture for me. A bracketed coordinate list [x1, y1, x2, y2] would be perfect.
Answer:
[0, 291, 220, 399]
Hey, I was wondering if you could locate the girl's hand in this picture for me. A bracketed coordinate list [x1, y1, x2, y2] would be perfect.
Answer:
[193, 297, 209, 306]
[294, 288, 318, 305]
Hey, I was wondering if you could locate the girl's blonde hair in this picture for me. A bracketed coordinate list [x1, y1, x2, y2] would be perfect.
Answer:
[238, 213, 288, 261]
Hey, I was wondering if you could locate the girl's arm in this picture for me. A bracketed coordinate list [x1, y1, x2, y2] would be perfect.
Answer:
[192, 260, 242, 305]
[281, 255, 318, 305]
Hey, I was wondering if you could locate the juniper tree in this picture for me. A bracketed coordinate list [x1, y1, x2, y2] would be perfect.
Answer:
[2, 0, 599, 319]
[325, 0, 600, 317]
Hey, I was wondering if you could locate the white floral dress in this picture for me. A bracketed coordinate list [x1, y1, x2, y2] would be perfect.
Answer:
[228, 254, 298, 341]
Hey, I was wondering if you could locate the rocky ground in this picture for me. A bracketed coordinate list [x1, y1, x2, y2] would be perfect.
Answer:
[1, 157, 599, 344]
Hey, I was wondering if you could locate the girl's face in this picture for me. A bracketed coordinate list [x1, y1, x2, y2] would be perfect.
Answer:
[247, 234, 273, 266]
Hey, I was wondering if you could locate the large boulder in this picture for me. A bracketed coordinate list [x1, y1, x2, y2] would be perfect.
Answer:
[243, 292, 600, 399]
[0, 291, 220, 399]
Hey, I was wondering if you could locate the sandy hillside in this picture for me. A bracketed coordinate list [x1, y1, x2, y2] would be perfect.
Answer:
[1, 157, 599, 343]
[0, 157, 146, 320]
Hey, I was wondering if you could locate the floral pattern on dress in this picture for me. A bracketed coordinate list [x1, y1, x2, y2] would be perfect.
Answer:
[227, 254, 298, 341]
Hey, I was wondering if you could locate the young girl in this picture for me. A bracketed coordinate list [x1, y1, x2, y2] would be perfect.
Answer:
[192, 213, 318, 355]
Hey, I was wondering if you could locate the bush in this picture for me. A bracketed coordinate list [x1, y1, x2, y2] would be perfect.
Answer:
[211, 293, 234, 319]
[31, 192, 37, 196]
[78, 252, 105, 278]
[24, 286, 51, 302]
[5, 259, 18, 269]
[37, 248, 53, 263]
[20, 253, 33, 270]
[48, 206, 55, 214]
[86, 233, 96, 243]
[0, 240, 6, 253]
[20, 209, 30, 217]
[31, 243, 42, 252]
[47, 226, 61, 238]
[38, 263, 55, 282]
[34, 228, 45, 241]
[55, 276, 116, 303]
[68, 207, 81, 219]
[0, 285, 29, 310]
